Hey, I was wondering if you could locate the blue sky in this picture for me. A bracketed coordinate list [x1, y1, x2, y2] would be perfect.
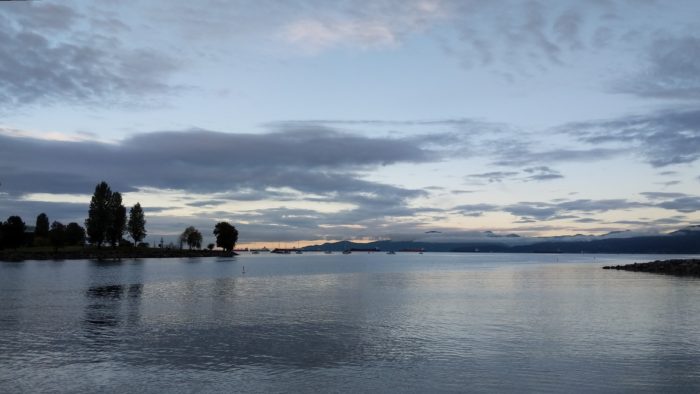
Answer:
[1, 0, 699, 246]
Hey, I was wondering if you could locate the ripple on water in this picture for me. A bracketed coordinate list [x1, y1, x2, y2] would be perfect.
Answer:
[2, 254, 700, 392]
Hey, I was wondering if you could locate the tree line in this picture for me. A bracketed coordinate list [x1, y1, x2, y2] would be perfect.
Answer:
[0, 181, 239, 252]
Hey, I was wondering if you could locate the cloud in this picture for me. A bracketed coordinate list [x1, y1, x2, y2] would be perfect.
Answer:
[490, 142, 621, 167]
[271, 118, 627, 171]
[451, 198, 648, 222]
[465, 166, 563, 184]
[1, 0, 694, 110]
[0, 127, 443, 240]
[522, 166, 564, 181]
[451, 195, 700, 223]
[641, 192, 688, 200]
[94, 0, 684, 79]
[655, 197, 700, 213]
[615, 36, 700, 99]
[612, 216, 689, 227]
[282, 19, 397, 51]
[0, 128, 440, 195]
[465, 171, 519, 183]
[453, 203, 499, 217]
[563, 109, 700, 167]
[501, 199, 647, 221]
[0, 2, 181, 108]
[503, 202, 561, 221]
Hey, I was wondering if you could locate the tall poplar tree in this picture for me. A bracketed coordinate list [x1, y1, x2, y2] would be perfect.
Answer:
[107, 192, 126, 247]
[127, 203, 146, 245]
[85, 181, 112, 247]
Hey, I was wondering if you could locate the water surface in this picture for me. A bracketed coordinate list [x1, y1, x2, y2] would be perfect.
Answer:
[2, 253, 700, 393]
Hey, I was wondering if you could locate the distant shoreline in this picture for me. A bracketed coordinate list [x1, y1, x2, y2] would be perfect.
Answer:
[603, 259, 700, 276]
[0, 248, 237, 262]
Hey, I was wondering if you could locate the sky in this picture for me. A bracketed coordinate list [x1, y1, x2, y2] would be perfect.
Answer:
[1, 0, 699, 247]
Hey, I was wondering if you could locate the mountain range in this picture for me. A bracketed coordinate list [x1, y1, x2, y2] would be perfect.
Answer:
[303, 225, 700, 254]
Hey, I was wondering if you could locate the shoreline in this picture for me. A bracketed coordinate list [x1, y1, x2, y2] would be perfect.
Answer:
[603, 259, 700, 276]
[0, 248, 238, 262]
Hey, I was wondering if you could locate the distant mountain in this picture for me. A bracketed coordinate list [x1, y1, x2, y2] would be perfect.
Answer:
[304, 225, 700, 254]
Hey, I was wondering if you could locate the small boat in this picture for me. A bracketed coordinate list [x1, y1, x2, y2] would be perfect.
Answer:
[387, 251, 396, 255]
[295, 250, 303, 254]
[342, 250, 351, 255]
[251, 250, 260, 255]
[324, 250, 333, 254]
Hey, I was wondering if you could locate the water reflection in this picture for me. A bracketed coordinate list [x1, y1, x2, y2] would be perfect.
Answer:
[3, 254, 700, 392]
[82, 260, 145, 342]
[83, 284, 142, 337]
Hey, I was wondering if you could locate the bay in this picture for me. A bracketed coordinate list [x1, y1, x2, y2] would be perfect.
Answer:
[2, 253, 700, 393]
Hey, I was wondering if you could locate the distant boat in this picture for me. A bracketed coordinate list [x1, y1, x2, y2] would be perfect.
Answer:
[350, 247, 380, 253]
[324, 250, 333, 254]
[251, 250, 260, 254]
[387, 251, 396, 255]
[295, 250, 303, 254]
[342, 250, 351, 255]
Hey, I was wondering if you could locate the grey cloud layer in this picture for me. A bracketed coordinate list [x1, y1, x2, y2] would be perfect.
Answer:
[454, 195, 700, 223]
[564, 109, 700, 167]
[0, 2, 179, 108]
[2, 0, 696, 108]
[616, 36, 700, 100]
[0, 129, 436, 196]
[1, 128, 443, 241]
[466, 166, 563, 183]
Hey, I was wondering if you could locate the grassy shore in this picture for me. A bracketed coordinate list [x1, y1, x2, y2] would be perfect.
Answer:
[0, 246, 237, 262]
[603, 259, 700, 276]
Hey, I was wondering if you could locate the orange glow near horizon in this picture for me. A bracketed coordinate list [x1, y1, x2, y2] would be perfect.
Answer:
[237, 239, 379, 249]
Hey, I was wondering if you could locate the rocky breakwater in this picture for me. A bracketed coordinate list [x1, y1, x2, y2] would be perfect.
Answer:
[603, 259, 700, 276]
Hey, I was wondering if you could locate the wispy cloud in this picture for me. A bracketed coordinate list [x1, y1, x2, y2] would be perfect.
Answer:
[614, 36, 700, 100]
[282, 19, 398, 52]
[0, 2, 181, 109]
[465, 171, 519, 183]
[465, 166, 563, 184]
[563, 109, 700, 167]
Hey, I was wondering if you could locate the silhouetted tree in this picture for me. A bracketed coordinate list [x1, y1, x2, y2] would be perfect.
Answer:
[4, 216, 26, 249]
[0, 221, 5, 250]
[213, 222, 238, 252]
[188, 229, 202, 249]
[49, 221, 66, 251]
[106, 192, 126, 247]
[85, 182, 112, 247]
[180, 226, 202, 250]
[127, 203, 146, 245]
[207, 243, 214, 250]
[65, 222, 86, 246]
[35, 213, 49, 238]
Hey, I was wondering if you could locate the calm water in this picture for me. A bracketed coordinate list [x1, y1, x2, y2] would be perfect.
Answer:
[2, 253, 700, 393]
